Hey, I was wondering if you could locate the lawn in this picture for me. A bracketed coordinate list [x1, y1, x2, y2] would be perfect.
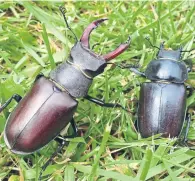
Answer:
[0, 1, 195, 181]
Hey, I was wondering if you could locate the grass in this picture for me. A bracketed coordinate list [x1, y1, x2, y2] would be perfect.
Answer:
[0, 1, 195, 181]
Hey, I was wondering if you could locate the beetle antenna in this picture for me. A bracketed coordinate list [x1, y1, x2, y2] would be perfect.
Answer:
[106, 62, 139, 69]
[181, 48, 195, 53]
[181, 47, 195, 58]
[145, 37, 160, 50]
[59, 6, 78, 42]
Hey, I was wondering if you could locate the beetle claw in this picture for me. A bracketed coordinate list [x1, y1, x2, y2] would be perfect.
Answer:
[80, 20, 130, 61]
[126, 36, 131, 44]
[102, 36, 131, 61]
[80, 18, 108, 48]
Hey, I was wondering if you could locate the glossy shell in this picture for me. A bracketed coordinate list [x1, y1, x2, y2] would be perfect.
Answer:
[138, 82, 186, 138]
[145, 59, 188, 83]
[4, 77, 78, 154]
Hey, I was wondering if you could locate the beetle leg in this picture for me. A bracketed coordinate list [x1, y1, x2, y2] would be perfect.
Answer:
[38, 139, 68, 181]
[85, 95, 130, 112]
[102, 36, 131, 61]
[134, 119, 138, 131]
[186, 85, 194, 97]
[129, 67, 146, 77]
[55, 119, 78, 144]
[70, 118, 78, 137]
[183, 59, 192, 72]
[108, 62, 145, 78]
[182, 113, 191, 144]
[110, 62, 139, 69]
[80, 18, 108, 49]
[59, 118, 78, 139]
[0, 94, 22, 112]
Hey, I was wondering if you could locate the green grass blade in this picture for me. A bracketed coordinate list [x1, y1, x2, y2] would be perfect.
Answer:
[135, 148, 152, 181]
[89, 122, 112, 180]
[64, 165, 75, 181]
[42, 23, 56, 69]
[22, 42, 45, 67]
[72, 164, 134, 181]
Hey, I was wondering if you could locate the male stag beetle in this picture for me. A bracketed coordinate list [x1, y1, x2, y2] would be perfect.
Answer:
[0, 7, 130, 170]
[123, 38, 194, 143]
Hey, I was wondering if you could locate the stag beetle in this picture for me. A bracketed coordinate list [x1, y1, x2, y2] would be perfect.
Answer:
[123, 38, 194, 142]
[0, 7, 130, 177]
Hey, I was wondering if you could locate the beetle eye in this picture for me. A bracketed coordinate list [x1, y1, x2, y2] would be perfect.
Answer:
[53, 86, 62, 92]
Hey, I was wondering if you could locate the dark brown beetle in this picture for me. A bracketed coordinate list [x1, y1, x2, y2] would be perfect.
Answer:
[123, 39, 194, 142]
[0, 6, 130, 172]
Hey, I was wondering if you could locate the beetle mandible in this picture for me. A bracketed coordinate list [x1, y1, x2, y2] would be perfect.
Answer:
[122, 38, 194, 143]
[0, 7, 130, 156]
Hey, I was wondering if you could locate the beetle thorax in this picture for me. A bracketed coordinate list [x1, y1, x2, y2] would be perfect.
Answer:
[50, 42, 107, 98]
[70, 42, 107, 77]
[145, 59, 188, 83]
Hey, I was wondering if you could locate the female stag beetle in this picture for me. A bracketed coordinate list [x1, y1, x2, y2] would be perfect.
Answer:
[0, 8, 130, 160]
[123, 38, 194, 143]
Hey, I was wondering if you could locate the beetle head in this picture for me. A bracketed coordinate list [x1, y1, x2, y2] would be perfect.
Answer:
[145, 43, 188, 83]
[157, 43, 182, 61]
[68, 19, 131, 77]
[59, 7, 130, 77]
